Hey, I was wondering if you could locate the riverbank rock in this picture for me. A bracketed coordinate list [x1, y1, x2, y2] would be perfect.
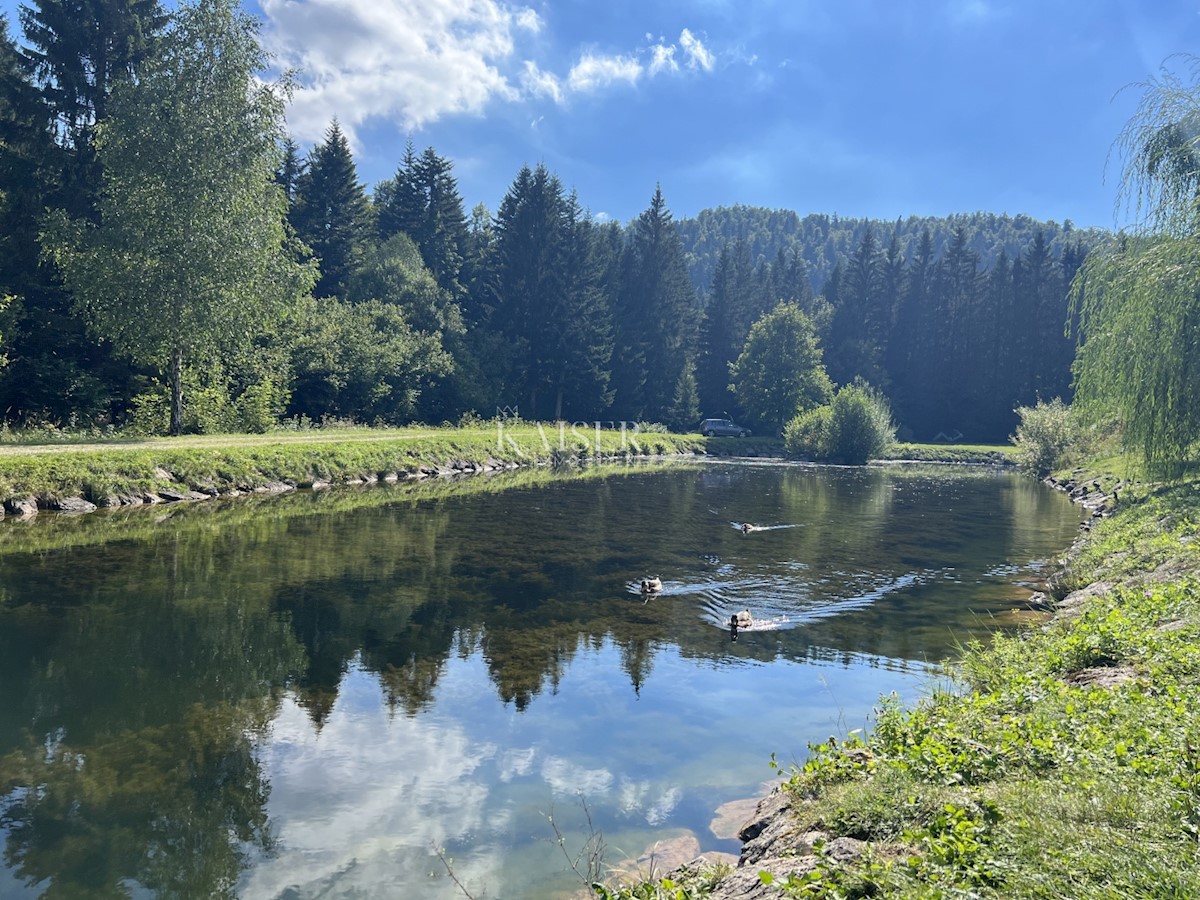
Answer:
[253, 481, 295, 494]
[608, 833, 702, 883]
[5, 496, 37, 517]
[158, 487, 209, 502]
[711, 796, 765, 840]
[50, 497, 97, 513]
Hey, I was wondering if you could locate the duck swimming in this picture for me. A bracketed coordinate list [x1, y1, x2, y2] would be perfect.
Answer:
[640, 576, 663, 595]
[729, 609, 753, 642]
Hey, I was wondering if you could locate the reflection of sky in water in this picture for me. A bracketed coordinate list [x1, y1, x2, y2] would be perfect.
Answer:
[241, 641, 931, 899]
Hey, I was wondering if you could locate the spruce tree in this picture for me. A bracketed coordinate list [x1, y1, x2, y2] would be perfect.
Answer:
[0, 3, 163, 423]
[376, 144, 469, 299]
[492, 165, 612, 420]
[19, 0, 166, 217]
[612, 186, 698, 421]
[275, 135, 304, 205]
[493, 164, 568, 417]
[291, 120, 371, 300]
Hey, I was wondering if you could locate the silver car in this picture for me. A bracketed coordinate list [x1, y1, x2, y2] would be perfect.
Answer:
[699, 418, 751, 437]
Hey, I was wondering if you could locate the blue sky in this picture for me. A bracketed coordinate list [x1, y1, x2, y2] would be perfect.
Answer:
[4, 0, 1200, 228]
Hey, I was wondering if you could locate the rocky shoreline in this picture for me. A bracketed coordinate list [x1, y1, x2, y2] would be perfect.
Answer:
[0, 451, 701, 521]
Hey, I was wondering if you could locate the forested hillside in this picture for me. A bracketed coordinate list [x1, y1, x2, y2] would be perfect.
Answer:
[0, 0, 1102, 444]
[676, 205, 1103, 298]
[687, 216, 1096, 440]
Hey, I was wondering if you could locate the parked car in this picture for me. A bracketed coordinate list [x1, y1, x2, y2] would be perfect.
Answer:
[699, 417, 751, 437]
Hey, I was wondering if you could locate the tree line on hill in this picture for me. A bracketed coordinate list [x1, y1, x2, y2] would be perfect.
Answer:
[0, 0, 1098, 441]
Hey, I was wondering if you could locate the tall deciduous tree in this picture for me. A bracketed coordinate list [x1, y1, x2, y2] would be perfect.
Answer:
[730, 301, 833, 433]
[43, 0, 314, 435]
[291, 120, 371, 300]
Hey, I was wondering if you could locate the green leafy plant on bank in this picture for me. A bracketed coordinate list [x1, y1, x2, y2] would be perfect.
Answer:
[1010, 397, 1090, 476]
[784, 382, 896, 464]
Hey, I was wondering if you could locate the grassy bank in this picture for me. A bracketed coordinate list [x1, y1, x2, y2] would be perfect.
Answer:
[0, 425, 705, 508]
[882, 442, 1017, 466]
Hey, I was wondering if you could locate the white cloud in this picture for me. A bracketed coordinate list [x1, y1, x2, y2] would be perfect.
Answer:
[515, 8, 543, 32]
[239, 689, 501, 899]
[567, 52, 644, 93]
[541, 754, 615, 796]
[679, 28, 715, 71]
[260, 0, 723, 138]
[650, 42, 679, 75]
[261, 0, 531, 142]
[521, 60, 564, 104]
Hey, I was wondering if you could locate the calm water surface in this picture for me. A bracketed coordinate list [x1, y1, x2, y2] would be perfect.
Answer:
[0, 461, 1083, 898]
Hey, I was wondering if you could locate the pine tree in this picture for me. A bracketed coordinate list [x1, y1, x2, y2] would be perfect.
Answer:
[376, 144, 469, 299]
[375, 141, 423, 243]
[0, 4, 163, 424]
[19, 0, 166, 218]
[493, 164, 568, 417]
[888, 229, 936, 436]
[828, 226, 884, 385]
[291, 120, 371, 300]
[697, 241, 755, 417]
[275, 135, 304, 205]
[552, 193, 613, 419]
[666, 357, 700, 431]
[0, 15, 55, 299]
[612, 186, 698, 421]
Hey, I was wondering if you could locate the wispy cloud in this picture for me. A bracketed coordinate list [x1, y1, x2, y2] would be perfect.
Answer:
[521, 60, 564, 104]
[567, 52, 643, 93]
[680, 28, 715, 71]
[650, 41, 680, 75]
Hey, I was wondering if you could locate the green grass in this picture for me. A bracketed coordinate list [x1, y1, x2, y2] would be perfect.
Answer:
[0, 425, 706, 505]
[884, 442, 1018, 465]
[758, 465, 1200, 898]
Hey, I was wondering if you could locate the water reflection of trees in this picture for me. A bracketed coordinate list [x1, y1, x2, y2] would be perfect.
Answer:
[2, 702, 274, 899]
[0, 463, 1080, 895]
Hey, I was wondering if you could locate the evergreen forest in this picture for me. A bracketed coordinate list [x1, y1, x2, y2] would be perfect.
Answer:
[0, 0, 1104, 442]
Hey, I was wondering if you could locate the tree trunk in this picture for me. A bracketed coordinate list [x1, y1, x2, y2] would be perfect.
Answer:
[170, 345, 184, 436]
[555, 382, 564, 421]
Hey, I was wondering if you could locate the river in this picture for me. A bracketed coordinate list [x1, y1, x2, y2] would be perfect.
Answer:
[0, 460, 1083, 898]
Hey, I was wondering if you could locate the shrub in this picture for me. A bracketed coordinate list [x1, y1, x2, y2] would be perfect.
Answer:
[1011, 398, 1082, 476]
[784, 405, 833, 458]
[784, 383, 896, 464]
[828, 383, 896, 464]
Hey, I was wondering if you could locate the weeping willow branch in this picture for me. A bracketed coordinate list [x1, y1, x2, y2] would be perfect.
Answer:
[1069, 55, 1200, 469]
